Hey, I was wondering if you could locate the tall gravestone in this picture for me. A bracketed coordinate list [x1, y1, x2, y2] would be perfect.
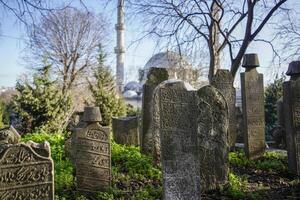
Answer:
[212, 69, 237, 150]
[284, 61, 300, 175]
[241, 54, 265, 159]
[153, 80, 201, 199]
[141, 67, 169, 155]
[73, 107, 111, 193]
[153, 80, 229, 197]
[0, 126, 54, 199]
[112, 116, 139, 146]
[197, 85, 229, 191]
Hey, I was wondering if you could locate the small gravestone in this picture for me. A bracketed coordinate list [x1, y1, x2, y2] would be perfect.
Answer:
[141, 67, 169, 155]
[112, 116, 139, 145]
[241, 54, 265, 159]
[73, 107, 111, 193]
[0, 126, 54, 199]
[197, 85, 229, 191]
[212, 69, 237, 150]
[284, 61, 300, 175]
[153, 80, 201, 199]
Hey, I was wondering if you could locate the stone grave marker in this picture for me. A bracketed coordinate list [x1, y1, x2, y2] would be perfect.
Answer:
[153, 80, 229, 197]
[0, 126, 54, 200]
[241, 53, 265, 159]
[73, 107, 111, 193]
[284, 61, 300, 175]
[112, 116, 139, 146]
[197, 85, 229, 191]
[141, 67, 169, 155]
[212, 69, 237, 150]
[153, 80, 201, 199]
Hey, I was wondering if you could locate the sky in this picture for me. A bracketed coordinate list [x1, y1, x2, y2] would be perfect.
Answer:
[0, 0, 298, 88]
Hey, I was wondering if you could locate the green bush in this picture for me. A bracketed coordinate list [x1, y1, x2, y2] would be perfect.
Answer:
[13, 66, 72, 133]
[225, 172, 261, 199]
[264, 74, 285, 140]
[0, 99, 5, 128]
[229, 150, 287, 172]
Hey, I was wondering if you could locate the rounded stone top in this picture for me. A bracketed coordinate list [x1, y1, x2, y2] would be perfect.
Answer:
[83, 107, 102, 122]
[286, 61, 300, 76]
[242, 54, 260, 68]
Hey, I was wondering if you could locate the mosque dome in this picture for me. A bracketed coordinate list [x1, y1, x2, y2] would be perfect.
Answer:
[141, 51, 193, 83]
[124, 81, 142, 94]
[123, 90, 139, 99]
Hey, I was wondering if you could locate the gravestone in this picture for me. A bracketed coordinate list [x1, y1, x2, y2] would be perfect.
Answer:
[73, 107, 111, 193]
[212, 69, 237, 150]
[241, 54, 265, 159]
[271, 97, 286, 148]
[153, 80, 229, 197]
[112, 116, 139, 146]
[197, 85, 229, 191]
[283, 61, 300, 175]
[153, 80, 201, 199]
[141, 67, 169, 155]
[0, 126, 54, 200]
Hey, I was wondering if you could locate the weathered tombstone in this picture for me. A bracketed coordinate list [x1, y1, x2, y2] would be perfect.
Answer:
[153, 80, 229, 197]
[153, 80, 201, 199]
[73, 107, 111, 193]
[241, 53, 265, 159]
[112, 116, 139, 146]
[0, 126, 54, 199]
[212, 69, 237, 150]
[141, 67, 169, 155]
[197, 85, 229, 191]
[283, 61, 300, 175]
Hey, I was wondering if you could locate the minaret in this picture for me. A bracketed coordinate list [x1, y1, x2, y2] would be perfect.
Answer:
[115, 0, 125, 94]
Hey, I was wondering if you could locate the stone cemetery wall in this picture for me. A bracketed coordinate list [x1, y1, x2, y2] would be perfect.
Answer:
[284, 61, 300, 175]
[141, 67, 169, 155]
[153, 80, 229, 196]
[241, 54, 265, 159]
[212, 69, 237, 150]
[73, 107, 111, 193]
[0, 126, 54, 200]
[112, 116, 139, 146]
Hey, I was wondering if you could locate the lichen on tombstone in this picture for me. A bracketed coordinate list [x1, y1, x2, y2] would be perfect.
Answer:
[0, 126, 54, 200]
[212, 69, 237, 150]
[72, 107, 111, 194]
[241, 53, 266, 159]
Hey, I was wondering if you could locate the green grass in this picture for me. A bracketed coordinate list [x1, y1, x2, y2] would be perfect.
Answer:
[229, 150, 287, 172]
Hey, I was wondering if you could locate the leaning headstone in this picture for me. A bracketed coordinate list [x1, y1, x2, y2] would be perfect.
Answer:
[73, 107, 111, 194]
[112, 116, 139, 146]
[153, 80, 201, 199]
[141, 67, 169, 155]
[283, 61, 300, 175]
[197, 85, 229, 191]
[0, 126, 54, 199]
[153, 80, 229, 196]
[241, 54, 265, 159]
[212, 69, 237, 150]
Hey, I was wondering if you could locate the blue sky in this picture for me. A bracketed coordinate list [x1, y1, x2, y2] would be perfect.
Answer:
[0, 0, 297, 87]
